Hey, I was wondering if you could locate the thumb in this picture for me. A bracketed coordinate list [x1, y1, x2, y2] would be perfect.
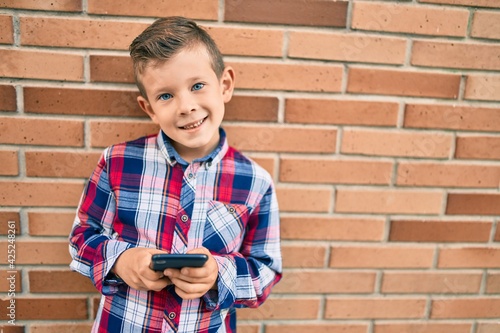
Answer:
[187, 247, 210, 255]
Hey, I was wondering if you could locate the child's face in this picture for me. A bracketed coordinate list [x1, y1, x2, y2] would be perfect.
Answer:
[137, 45, 234, 162]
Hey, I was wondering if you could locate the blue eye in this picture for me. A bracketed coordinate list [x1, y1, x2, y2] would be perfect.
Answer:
[159, 93, 172, 101]
[192, 83, 204, 91]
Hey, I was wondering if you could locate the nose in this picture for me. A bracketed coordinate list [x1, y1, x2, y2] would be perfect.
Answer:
[177, 92, 197, 115]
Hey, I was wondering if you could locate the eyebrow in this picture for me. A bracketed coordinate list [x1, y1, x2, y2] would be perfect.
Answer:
[151, 76, 208, 96]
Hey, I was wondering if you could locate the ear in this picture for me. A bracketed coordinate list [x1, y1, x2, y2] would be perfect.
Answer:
[220, 66, 235, 103]
[137, 95, 158, 124]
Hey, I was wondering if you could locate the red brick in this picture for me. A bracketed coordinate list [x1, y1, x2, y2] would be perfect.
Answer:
[31, 324, 93, 333]
[274, 270, 375, 294]
[477, 323, 500, 333]
[231, 61, 343, 92]
[0, 297, 87, 319]
[0, 150, 18, 175]
[90, 120, 158, 148]
[0, 49, 83, 81]
[419, 0, 500, 8]
[336, 188, 443, 215]
[236, 325, 259, 333]
[29, 270, 97, 293]
[226, 125, 337, 153]
[0, 0, 82, 11]
[389, 219, 492, 243]
[0, 85, 16, 111]
[0, 326, 24, 333]
[325, 297, 426, 319]
[0, 15, 13, 44]
[276, 186, 332, 213]
[381, 271, 482, 294]
[282, 245, 327, 268]
[285, 98, 399, 127]
[412, 40, 500, 70]
[496, 225, 500, 242]
[225, 0, 347, 27]
[352, 2, 468, 37]
[281, 216, 385, 241]
[465, 74, 500, 101]
[455, 136, 500, 160]
[446, 193, 500, 216]
[0, 117, 83, 147]
[267, 323, 368, 333]
[280, 157, 392, 185]
[24, 87, 144, 117]
[374, 322, 472, 333]
[486, 272, 500, 293]
[472, 11, 500, 39]
[224, 96, 279, 122]
[207, 26, 284, 57]
[91, 56, 301, 88]
[431, 298, 500, 318]
[20, 17, 147, 50]
[28, 210, 76, 236]
[341, 129, 453, 158]
[0, 211, 20, 235]
[91, 121, 338, 153]
[330, 246, 434, 268]
[0, 270, 21, 292]
[238, 297, 320, 320]
[438, 247, 500, 268]
[404, 104, 500, 132]
[0, 181, 83, 207]
[25, 151, 101, 178]
[0, 241, 72, 264]
[90, 55, 134, 83]
[288, 31, 406, 64]
[347, 67, 460, 98]
[88, 0, 218, 20]
[397, 162, 500, 188]
[245, 155, 275, 177]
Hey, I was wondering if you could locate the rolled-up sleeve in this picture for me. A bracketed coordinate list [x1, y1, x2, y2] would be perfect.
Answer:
[69, 150, 134, 295]
[203, 183, 282, 310]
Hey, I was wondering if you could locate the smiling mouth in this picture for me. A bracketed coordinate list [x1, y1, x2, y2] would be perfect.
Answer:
[181, 117, 207, 130]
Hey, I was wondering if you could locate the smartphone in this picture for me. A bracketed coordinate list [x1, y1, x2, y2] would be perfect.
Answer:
[150, 254, 208, 271]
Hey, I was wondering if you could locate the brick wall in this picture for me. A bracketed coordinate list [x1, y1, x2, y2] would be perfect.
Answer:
[1, 0, 499, 332]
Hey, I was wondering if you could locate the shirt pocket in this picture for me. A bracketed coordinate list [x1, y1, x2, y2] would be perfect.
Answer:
[203, 201, 249, 254]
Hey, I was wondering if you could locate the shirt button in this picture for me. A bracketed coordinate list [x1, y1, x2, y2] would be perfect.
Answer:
[168, 312, 176, 319]
[228, 207, 236, 214]
[188, 173, 194, 179]
[181, 214, 189, 222]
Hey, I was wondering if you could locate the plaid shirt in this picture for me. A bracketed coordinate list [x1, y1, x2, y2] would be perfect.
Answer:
[69, 129, 282, 333]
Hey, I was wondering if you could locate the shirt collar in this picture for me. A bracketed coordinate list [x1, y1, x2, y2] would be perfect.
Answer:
[157, 128, 228, 168]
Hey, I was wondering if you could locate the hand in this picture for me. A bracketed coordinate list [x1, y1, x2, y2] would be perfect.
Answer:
[112, 247, 172, 291]
[164, 247, 219, 300]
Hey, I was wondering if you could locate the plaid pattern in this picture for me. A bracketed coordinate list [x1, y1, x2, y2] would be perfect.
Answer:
[69, 129, 282, 333]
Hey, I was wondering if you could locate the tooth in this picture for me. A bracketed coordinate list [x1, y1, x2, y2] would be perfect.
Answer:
[184, 119, 204, 129]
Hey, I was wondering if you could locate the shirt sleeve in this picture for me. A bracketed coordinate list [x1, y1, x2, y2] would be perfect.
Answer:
[203, 181, 282, 310]
[68, 149, 134, 295]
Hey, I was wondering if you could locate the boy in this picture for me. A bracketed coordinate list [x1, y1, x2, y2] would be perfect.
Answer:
[69, 16, 282, 333]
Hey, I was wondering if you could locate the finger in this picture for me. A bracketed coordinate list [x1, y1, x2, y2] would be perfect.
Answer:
[180, 266, 210, 278]
[146, 277, 171, 292]
[170, 271, 214, 285]
[142, 267, 165, 281]
[175, 287, 203, 300]
[173, 281, 206, 299]
[186, 247, 210, 255]
[163, 268, 181, 280]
